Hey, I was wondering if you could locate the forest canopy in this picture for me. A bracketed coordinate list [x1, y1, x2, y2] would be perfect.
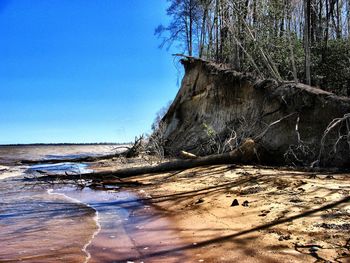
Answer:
[156, 0, 350, 96]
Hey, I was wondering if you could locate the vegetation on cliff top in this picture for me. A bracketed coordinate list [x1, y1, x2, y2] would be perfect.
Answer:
[156, 0, 350, 96]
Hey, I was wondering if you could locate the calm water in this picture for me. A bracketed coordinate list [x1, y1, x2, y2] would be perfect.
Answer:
[0, 144, 118, 165]
[0, 145, 187, 263]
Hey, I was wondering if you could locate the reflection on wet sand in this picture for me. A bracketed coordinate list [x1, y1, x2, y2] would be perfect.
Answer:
[54, 188, 189, 263]
[0, 145, 189, 263]
[0, 179, 97, 262]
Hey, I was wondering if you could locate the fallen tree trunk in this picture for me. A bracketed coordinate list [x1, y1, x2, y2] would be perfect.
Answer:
[21, 151, 128, 165]
[39, 139, 256, 180]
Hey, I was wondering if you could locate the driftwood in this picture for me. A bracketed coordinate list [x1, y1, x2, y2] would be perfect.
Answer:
[41, 139, 256, 180]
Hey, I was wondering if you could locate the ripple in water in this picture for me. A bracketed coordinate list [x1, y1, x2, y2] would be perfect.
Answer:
[0, 177, 98, 262]
[1, 151, 188, 262]
[27, 162, 92, 175]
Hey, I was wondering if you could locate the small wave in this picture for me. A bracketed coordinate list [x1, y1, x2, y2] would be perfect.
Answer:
[28, 163, 92, 175]
[47, 189, 101, 263]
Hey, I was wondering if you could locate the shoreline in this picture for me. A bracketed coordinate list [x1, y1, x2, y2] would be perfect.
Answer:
[47, 189, 102, 263]
[0, 157, 193, 262]
[47, 186, 192, 262]
[1, 145, 350, 262]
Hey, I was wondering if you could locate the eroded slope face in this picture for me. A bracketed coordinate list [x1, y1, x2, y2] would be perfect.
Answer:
[162, 58, 350, 167]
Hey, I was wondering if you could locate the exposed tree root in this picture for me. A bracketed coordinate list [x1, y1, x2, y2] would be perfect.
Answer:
[315, 113, 350, 166]
[284, 115, 315, 166]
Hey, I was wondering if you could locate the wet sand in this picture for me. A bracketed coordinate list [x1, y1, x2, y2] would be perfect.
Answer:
[1, 145, 350, 262]
[0, 145, 192, 263]
[0, 178, 97, 262]
[53, 187, 191, 262]
[0, 175, 191, 262]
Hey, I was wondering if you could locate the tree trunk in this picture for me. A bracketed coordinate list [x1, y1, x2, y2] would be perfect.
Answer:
[199, 1, 210, 58]
[287, 2, 298, 83]
[310, 0, 317, 43]
[39, 139, 256, 181]
[317, 0, 323, 42]
[215, 0, 220, 61]
[304, 0, 312, 85]
[325, 0, 330, 46]
[336, 0, 342, 39]
[189, 0, 193, 56]
[348, 0, 350, 38]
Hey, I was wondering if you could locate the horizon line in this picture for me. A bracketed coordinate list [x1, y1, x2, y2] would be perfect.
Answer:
[0, 142, 131, 146]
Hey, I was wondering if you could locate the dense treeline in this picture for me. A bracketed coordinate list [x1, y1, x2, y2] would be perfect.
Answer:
[156, 0, 350, 96]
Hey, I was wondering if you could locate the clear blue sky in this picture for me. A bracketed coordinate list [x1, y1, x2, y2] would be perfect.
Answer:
[0, 0, 181, 144]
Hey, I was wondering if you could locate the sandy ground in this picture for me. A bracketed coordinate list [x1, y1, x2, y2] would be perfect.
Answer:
[1, 143, 349, 262]
[91, 161, 350, 262]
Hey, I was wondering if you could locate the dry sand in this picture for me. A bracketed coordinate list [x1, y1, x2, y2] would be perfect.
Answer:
[93, 162, 350, 262]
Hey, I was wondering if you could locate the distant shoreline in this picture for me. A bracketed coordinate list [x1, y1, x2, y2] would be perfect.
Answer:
[0, 142, 130, 146]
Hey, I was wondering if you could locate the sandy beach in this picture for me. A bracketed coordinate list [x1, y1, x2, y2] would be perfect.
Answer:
[1, 145, 350, 262]
[90, 161, 350, 262]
